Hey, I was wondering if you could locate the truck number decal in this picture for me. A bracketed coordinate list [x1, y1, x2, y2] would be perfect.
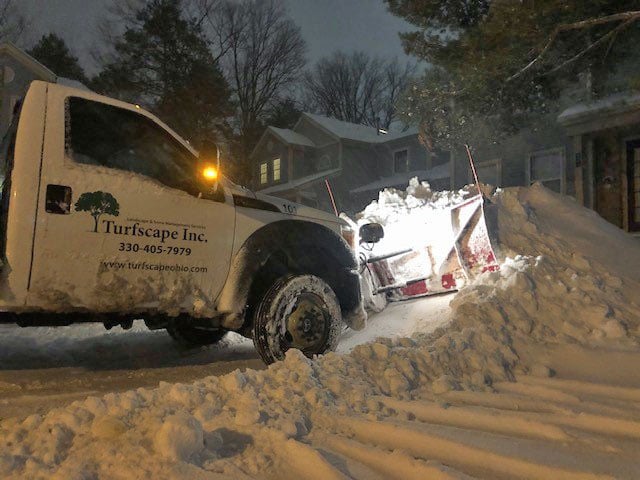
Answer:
[282, 203, 297, 215]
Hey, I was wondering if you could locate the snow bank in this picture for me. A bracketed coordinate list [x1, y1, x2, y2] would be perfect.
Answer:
[1, 183, 639, 478]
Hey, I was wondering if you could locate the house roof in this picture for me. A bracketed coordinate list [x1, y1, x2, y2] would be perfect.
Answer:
[350, 163, 451, 194]
[268, 126, 315, 147]
[558, 91, 640, 126]
[300, 113, 418, 144]
[251, 112, 420, 159]
[258, 167, 341, 195]
[0, 42, 92, 91]
[0, 42, 56, 81]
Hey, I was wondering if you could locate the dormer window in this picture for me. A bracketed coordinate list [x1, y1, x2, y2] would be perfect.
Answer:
[260, 162, 268, 184]
[273, 158, 281, 181]
[393, 149, 409, 173]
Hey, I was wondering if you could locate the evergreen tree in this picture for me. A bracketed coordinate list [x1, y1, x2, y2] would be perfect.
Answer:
[94, 0, 233, 150]
[28, 33, 87, 82]
[386, 1, 640, 148]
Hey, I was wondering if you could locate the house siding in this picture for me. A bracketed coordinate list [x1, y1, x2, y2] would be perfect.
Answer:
[452, 118, 574, 196]
[378, 136, 430, 174]
[0, 55, 42, 137]
[586, 125, 640, 230]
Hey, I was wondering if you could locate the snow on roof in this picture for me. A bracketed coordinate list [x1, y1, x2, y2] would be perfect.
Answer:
[302, 113, 418, 144]
[350, 163, 451, 194]
[558, 91, 640, 125]
[268, 126, 315, 147]
[0, 43, 92, 92]
[258, 167, 341, 194]
[0, 41, 56, 81]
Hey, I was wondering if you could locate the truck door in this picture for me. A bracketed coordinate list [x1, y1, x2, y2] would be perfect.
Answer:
[26, 88, 235, 317]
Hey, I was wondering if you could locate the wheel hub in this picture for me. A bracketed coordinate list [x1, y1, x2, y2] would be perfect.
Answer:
[285, 294, 327, 351]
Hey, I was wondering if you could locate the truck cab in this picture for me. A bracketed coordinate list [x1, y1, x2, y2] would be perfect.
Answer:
[0, 81, 366, 364]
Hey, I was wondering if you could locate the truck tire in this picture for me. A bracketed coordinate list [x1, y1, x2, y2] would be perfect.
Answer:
[167, 324, 227, 348]
[252, 274, 342, 364]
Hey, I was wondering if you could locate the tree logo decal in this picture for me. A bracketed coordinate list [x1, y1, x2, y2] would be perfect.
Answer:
[75, 191, 120, 232]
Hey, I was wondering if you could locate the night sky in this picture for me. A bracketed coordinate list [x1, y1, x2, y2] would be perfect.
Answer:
[23, 0, 414, 72]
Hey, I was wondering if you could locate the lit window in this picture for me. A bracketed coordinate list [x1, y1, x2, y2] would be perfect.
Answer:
[528, 149, 565, 193]
[260, 162, 268, 184]
[393, 149, 409, 173]
[273, 158, 281, 181]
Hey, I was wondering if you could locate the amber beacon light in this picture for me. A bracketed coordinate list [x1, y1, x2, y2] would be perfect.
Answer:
[202, 165, 218, 181]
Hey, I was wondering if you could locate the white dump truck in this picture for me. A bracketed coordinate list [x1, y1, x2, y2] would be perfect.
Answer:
[0, 81, 367, 364]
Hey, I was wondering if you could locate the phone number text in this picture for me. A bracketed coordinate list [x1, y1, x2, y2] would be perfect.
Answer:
[119, 242, 192, 256]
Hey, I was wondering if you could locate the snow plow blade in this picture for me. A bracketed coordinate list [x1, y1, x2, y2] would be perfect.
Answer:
[363, 194, 499, 301]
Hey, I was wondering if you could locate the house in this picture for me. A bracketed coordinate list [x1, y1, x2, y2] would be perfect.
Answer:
[250, 113, 450, 214]
[0, 42, 89, 138]
[446, 91, 640, 235]
[253, 98, 640, 236]
[449, 112, 574, 196]
[558, 92, 640, 234]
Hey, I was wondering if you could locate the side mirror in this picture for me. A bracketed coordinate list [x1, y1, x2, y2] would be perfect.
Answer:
[359, 223, 384, 244]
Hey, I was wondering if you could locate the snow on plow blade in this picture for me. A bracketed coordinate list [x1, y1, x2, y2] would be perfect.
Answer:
[366, 194, 499, 300]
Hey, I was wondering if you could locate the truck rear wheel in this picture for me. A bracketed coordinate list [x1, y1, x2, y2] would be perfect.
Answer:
[252, 274, 342, 364]
[167, 324, 227, 348]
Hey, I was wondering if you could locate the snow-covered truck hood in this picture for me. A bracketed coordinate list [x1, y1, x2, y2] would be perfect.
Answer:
[256, 192, 344, 225]
[226, 183, 345, 227]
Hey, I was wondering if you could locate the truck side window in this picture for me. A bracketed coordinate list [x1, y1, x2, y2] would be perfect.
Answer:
[66, 97, 200, 196]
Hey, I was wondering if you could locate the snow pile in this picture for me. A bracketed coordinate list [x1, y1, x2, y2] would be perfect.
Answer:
[451, 186, 640, 351]
[358, 177, 470, 224]
[1, 184, 640, 478]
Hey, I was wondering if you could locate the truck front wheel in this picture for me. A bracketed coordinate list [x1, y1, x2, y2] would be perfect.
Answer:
[252, 274, 342, 364]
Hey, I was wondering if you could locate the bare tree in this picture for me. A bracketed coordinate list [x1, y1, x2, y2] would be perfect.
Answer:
[199, 0, 306, 158]
[303, 51, 416, 129]
[381, 58, 417, 128]
[98, 0, 305, 182]
[0, 0, 27, 43]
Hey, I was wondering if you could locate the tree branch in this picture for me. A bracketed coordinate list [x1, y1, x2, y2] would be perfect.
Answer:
[507, 11, 640, 82]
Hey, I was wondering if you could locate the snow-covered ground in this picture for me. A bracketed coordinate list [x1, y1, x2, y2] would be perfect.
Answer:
[0, 294, 451, 419]
[1, 183, 639, 479]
